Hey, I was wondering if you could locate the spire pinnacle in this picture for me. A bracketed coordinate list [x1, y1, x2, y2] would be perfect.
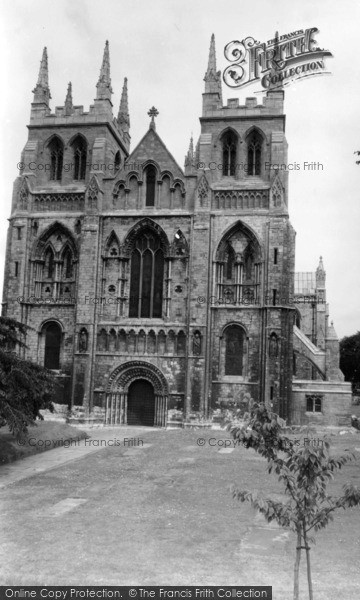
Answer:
[64, 82, 73, 115]
[118, 77, 130, 130]
[206, 33, 217, 76]
[203, 34, 222, 108]
[185, 134, 194, 166]
[96, 40, 113, 100]
[32, 47, 51, 105]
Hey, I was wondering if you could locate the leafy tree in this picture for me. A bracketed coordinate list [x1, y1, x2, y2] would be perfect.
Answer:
[227, 402, 360, 600]
[0, 316, 55, 437]
[340, 331, 360, 392]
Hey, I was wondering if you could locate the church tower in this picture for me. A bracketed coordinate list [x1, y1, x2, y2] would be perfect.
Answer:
[190, 34, 295, 418]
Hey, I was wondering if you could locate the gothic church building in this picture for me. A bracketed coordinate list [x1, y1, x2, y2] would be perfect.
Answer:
[2, 38, 351, 427]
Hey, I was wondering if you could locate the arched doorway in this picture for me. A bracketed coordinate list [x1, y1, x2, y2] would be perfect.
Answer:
[127, 379, 155, 426]
[44, 322, 62, 369]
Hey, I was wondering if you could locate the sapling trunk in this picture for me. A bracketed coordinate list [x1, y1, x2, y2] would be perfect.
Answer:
[303, 523, 314, 600]
[293, 526, 302, 600]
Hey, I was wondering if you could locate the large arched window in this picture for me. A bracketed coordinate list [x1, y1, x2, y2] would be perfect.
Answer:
[145, 165, 156, 206]
[129, 230, 164, 318]
[71, 136, 87, 180]
[48, 137, 64, 181]
[222, 131, 237, 176]
[44, 322, 62, 369]
[225, 325, 245, 375]
[247, 130, 263, 176]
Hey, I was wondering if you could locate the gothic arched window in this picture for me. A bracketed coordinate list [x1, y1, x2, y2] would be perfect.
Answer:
[226, 243, 235, 280]
[71, 136, 87, 180]
[48, 137, 64, 181]
[44, 322, 62, 369]
[222, 131, 237, 176]
[114, 151, 121, 172]
[129, 231, 164, 318]
[44, 248, 54, 279]
[247, 130, 262, 176]
[62, 247, 73, 279]
[225, 325, 245, 375]
[145, 166, 156, 206]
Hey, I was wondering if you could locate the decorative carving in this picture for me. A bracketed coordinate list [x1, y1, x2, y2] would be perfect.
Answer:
[197, 175, 209, 207]
[212, 189, 268, 210]
[18, 178, 29, 210]
[33, 193, 85, 212]
[107, 360, 168, 394]
[88, 176, 100, 210]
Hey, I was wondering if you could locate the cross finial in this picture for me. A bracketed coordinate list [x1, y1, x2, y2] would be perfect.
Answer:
[148, 106, 159, 130]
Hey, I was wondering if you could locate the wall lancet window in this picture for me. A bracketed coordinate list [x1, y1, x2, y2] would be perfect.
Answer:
[71, 136, 87, 180]
[247, 130, 263, 176]
[129, 230, 164, 318]
[145, 165, 156, 206]
[48, 137, 64, 181]
[221, 131, 237, 176]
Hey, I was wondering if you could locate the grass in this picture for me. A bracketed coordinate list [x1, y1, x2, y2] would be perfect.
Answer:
[0, 427, 359, 598]
[0, 421, 88, 464]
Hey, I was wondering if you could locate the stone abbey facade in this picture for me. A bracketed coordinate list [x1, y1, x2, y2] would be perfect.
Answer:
[1, 37, 352, 427]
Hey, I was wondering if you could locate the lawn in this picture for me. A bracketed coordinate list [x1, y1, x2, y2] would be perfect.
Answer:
[0, 426, 359, 599]
[0, 421, 88, 464]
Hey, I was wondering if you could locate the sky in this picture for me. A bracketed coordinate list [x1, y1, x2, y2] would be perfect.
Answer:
[0, 0, 359, 339]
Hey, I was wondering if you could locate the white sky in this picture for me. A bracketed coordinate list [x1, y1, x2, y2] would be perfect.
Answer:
[0, 0, 359, 339]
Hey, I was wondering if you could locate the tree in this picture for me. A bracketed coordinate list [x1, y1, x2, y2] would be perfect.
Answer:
[355, 150, 360, 165]
[0, 316, 55, 438]
[227, 402, 360, 600]
[340, 331, 360, 392]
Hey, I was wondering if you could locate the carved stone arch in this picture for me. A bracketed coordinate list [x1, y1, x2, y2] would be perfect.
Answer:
[243, 125, 267, 144]
[123, 218, 170, 257]
[107, 361, 169, 395]
[32, 221, 78, 260]
[160, 170, 174, 185]
[104, 230, 121, 257]
[169, 229, 189, 259]
[220, 320, 249, 339]
[37, 317, 65, 335]
[141, 160, 161, 180]
[215, 220, 263, 262]
[173, 178, 186, 196]
[44, 133, 65, 150]
[125, 171, 141, 187]
[217, 126, 240, 144]
[68, 132, 88, 147]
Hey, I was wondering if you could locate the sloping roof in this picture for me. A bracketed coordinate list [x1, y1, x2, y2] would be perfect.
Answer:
[125, 127, 184, 178]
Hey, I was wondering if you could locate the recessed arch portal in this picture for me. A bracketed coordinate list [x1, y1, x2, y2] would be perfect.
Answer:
[105, 361, 169, 426]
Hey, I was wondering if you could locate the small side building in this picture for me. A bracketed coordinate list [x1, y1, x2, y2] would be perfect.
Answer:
[291, 257, 352, 426]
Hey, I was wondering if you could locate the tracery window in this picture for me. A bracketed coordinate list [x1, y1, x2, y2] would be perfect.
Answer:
[129, 231, 164, 318]
[247, 130, 262, 176]
[71, 136, 87, 180]
[222, 131, 237, 176]
[48, 137, 64, 181]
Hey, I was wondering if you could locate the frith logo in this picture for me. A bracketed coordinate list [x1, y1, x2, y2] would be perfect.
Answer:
[223, 28, 333, 91]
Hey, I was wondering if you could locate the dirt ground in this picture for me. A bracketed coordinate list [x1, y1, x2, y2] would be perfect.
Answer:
[0, 427, 359, 599]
